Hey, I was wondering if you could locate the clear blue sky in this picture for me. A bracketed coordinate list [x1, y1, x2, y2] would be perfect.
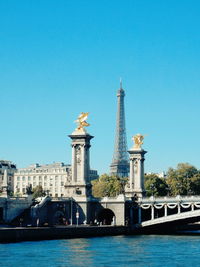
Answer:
[1, 0, 200, 175]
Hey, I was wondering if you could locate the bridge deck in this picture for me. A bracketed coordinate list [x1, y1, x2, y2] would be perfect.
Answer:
[141, 209, 200, 227]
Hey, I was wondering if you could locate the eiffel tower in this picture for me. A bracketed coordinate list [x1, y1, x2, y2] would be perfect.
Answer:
[110, 80, 129, 177]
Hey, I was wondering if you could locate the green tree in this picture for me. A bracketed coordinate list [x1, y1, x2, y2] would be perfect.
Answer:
[145, 174, 168, 197]
[166, 163, 198, 196]
[32, 185, 45, 198]
[189, 173, 200, 195]
[92, 174, 128, 198]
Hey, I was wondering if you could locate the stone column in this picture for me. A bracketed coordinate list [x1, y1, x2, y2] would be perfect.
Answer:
[178, 203, 181, 214]
[191, 203, 194, 211]
[66, 131, 93, 198]
[151, 205, 154, 220]
[129, 160, 134, 191]
[138, 207, 142, 224]
[164, 204, 167, 217]
[71, 145, 77, 183]
[125, 148, 147, 198]
[81, 144, 85, 182]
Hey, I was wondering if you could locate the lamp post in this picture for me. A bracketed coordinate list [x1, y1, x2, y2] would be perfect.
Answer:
[188, 189, 192, 196]
[177, 182, 182, 196]
[167, 185, 171, 197]
[76, 205, 79, 227]
[70, 197, 73, 225]
[150, 184, 155, 196]
[186, 174, 189, 195]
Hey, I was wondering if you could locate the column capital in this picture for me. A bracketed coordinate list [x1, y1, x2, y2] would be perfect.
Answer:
[128, 148, 147, 155]
[68, 133, 94, 141]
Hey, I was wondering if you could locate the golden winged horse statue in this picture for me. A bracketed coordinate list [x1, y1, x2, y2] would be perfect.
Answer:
[75, 112, 90, 131]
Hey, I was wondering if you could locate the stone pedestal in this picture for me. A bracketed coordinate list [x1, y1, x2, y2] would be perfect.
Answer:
[1, 170, 8, 198]
[125, 148, 147, 198]
[65, 130, 93, 198]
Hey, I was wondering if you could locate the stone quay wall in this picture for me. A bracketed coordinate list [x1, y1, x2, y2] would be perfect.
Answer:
[0, 226, 129, 243]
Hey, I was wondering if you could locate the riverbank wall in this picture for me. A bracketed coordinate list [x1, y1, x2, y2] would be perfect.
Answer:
[1, 223, 200, 243]
[0, 226, 130, 243]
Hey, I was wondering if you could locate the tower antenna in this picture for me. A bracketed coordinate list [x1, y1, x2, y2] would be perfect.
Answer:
[120, 77, 122, 89]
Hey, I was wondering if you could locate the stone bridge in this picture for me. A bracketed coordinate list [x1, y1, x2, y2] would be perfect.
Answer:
[129, 195, 200, 230]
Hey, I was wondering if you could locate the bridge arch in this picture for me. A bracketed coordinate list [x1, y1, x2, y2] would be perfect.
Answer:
[97, 208, 115, 225]
[53, 210, 65, 225]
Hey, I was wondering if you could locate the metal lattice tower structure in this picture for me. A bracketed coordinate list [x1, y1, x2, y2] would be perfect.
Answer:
[110, 80, 129, 177]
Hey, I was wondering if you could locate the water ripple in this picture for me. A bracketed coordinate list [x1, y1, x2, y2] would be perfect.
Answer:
[0, 235, 200, 267]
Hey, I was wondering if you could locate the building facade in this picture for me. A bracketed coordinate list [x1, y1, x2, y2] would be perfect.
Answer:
[13, 162, 98, 197]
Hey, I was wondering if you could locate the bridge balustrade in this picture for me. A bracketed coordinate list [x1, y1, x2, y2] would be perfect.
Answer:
[131, 196, 200, 226]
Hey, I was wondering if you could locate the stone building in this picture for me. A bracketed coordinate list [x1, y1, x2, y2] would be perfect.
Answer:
[0, 160, 16, 194]
[13, 162, 98, 197]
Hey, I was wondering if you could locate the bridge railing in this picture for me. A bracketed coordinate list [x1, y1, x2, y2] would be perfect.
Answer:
[138, 195, 200, 204]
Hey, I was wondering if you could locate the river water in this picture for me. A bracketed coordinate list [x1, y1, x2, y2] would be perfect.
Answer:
[0, 235, 200, 267]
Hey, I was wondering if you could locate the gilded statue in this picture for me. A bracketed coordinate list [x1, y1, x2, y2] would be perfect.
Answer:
[132, 134, 145, 149]
[75, 112, 90, 131]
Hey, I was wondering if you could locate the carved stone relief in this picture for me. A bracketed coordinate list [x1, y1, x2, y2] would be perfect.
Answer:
[76, 146, 81, 164]
[134, 159, 138, 174]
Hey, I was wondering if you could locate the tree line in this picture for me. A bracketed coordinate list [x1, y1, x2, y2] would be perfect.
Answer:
[92, 163, 200, 197]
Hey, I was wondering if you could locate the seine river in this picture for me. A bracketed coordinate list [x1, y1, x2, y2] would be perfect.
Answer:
[0, 235, 200, 267]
